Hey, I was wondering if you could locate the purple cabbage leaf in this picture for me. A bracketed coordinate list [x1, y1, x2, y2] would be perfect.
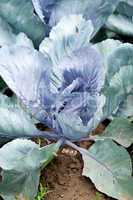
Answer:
[32, 0, 120, 37]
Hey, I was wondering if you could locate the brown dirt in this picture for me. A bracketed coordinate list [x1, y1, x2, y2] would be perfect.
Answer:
[40, 123, 114, 200]
[41, 122, 132, 200]
[42, 146, 114, 200]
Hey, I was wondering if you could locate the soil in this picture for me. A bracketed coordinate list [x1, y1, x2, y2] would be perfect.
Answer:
[43, 147, 114, 200]
[40, 122, 115, 200]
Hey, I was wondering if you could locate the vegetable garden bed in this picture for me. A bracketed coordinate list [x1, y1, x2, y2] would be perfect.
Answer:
[0, 0, 133, 200]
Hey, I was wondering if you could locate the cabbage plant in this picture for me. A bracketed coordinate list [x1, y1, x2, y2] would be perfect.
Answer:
[0, 15, 132, 200]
